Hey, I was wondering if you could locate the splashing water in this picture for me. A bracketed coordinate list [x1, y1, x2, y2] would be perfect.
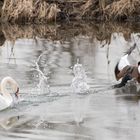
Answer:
[71, 60, 89, 94]
[35, 51, 50, 95]
[71, 60, 90, 124]
[34, 40, 62, 95]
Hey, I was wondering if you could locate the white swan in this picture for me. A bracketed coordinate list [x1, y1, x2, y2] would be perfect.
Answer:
[0, 76, 19, 111]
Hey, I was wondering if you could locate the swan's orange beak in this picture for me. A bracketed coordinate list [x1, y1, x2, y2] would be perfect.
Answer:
[15, 87, 19, 98]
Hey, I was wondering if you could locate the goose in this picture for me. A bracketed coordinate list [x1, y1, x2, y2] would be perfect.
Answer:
[115, 44, 136, 74]
[114, 44, 140, 88]
[0, 76, 19, 111]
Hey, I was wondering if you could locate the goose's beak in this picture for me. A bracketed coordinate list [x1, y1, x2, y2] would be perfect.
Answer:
[15, 87, 19, 99]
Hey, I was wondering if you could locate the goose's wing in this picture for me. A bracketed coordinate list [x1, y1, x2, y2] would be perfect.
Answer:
[118, 43, 137, 70]
[118, 52, 137, 71]
[0, 95, 10, 111]
[118, 54, 130, 71]
[127, 54, 137, 65]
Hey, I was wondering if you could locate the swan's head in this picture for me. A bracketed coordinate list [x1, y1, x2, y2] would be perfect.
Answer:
[14, 87, 19, 99]
[0, 76, 19, 99]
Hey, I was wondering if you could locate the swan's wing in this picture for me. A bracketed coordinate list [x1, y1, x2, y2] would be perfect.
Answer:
[0, 95, 10, 111]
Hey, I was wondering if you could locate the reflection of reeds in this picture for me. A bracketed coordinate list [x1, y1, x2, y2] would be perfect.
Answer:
[8, 42, 16, 64]
[2, 24, 34, 41]
[1, 24, 58, 41]
[1, 22, 140, 43]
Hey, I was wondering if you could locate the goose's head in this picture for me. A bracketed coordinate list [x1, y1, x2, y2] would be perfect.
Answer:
[0, 77, 19, 99]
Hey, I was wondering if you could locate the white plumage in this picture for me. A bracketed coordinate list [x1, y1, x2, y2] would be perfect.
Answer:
[0, 77, 19, 111]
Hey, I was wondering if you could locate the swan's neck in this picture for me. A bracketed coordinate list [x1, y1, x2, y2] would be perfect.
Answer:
[0, 82, 12, 103]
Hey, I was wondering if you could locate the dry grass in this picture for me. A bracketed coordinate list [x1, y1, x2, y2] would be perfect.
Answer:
[0, 0, 139, 22]
[81, 0, 140, 20]
[81, 0, 99, 18]
[1, 0, 60, 23]
[105, 0, 140, 20]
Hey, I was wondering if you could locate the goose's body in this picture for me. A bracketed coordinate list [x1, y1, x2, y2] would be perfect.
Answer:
[118, 54, 130, 71]
[0, 77, 19, 111]
[115, 44, 136, 80]
[114, 44, 140, 88]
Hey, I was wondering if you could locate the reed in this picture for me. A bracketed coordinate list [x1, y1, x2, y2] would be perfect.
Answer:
[82, 0, 140, 21]
[0, 0, 139, 22]
[104, 0, 140, 20]
[1, 0, 60, 23]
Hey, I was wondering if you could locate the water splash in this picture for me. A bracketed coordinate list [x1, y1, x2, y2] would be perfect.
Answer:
[34, 40, 61, 95]
[71, 59, 89, 94]
[35, 51, 50, 95]
[71, 59, 90, 124]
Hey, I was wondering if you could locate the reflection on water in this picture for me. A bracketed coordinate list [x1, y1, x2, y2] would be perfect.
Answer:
[0, 22, 140, 140]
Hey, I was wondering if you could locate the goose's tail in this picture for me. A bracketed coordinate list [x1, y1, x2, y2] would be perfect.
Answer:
[114, 62, 120, 80]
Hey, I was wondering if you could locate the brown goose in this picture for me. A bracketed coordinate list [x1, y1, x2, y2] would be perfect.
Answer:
[114, 44, 140, 88]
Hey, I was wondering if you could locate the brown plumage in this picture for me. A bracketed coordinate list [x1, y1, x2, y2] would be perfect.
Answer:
[116, 65, 140, 83]
[114, 44, 140, 88]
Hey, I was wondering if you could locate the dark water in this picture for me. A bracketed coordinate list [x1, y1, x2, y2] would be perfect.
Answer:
[0, 22, 140, 140]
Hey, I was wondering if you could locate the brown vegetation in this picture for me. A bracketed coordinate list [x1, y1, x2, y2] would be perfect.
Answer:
[0, 0, 139, 22]
[1, 22, 139, 43]
[1, 0, 60, 23]
[104, 0, 140, 20]
[82, 0, 140, 21]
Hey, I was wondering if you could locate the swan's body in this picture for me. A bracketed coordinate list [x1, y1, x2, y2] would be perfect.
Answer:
[0, 77, 19, 111]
